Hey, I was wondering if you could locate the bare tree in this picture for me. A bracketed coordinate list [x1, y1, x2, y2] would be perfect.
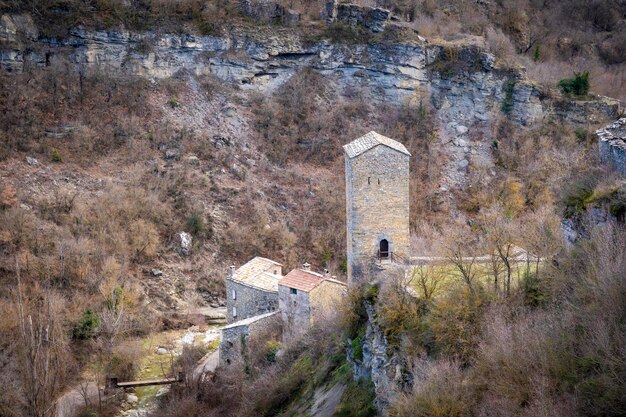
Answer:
[14, 259, 70, 417]
[411, 264, 442, 301]
[98, 287, 127, 355]
[443, 226, 482, 299]
[521, 206, 563, 278]
[481, 205, 518, 297]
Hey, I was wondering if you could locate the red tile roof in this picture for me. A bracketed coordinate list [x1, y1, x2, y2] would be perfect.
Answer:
[278, 269, 325, 292]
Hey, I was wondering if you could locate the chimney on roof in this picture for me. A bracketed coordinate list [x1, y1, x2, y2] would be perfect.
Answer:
[228, 265, 236, 278]
[302, 262, 311, 271]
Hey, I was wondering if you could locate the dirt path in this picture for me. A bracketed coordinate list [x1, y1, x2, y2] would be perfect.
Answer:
[55, 382, 100, 417]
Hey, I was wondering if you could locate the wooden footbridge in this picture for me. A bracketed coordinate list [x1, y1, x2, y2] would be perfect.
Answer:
[105, 372, 184, 392]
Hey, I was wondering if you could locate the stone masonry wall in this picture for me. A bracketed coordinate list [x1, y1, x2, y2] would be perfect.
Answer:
[345, 145, 410, 283]
[278, 284, 312, 343]
[225, 278, 279, 323]
[219, 311, 280, 367]
[310, 280, 347, 326]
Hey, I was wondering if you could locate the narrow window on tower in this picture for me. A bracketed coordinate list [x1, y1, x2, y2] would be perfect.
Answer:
[378, 178, 381, 185]
[368, 177, 371, 185]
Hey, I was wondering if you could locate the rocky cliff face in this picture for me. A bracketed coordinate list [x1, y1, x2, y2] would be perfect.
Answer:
[1, 13, 620, 191]
[349, 302, 404, 415]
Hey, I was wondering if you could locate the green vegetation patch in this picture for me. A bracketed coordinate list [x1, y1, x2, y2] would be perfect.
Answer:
[334, 379, 377, 417]
[72, 309, 100, 340]
[501, 80, 516, 115]
[558, 72, 590, 97]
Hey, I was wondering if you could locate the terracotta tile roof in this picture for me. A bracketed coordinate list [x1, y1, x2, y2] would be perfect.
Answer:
[230, 256, 282, 292]
[343, 131, 411, 159]
[278, 269, 326, 292]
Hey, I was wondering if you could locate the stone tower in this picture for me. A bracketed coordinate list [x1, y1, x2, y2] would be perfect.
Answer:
[344, 131, 411, 284]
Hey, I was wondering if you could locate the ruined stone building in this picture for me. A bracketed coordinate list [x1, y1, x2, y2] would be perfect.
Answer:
[219, 311, 281, 367]
[598, 118, 626, 178]
[225, 256, 282, 323]
[278, 263, 347, 342]
[344, 131, 411, 284]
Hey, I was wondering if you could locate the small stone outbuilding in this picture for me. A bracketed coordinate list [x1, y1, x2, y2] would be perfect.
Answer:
[278, 264, 347, 342]
[225, 256, 282, 323]
[219, 311, 281, 367]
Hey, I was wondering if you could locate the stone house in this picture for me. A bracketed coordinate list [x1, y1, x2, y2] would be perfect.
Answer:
[278, 264, 347, 342]
[225, 256, 282, 323]
[219, 311, 281, 367]
[344, 131, 411, 284]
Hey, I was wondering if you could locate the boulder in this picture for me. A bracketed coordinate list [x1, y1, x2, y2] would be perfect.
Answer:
[164, 149, 179, 160]
[25, 156, 39, 166]
[126, 394, 139, 404]
[177, 231, 192, 256]
[156, 386, 170, 397]
[456, 125, 468, 135]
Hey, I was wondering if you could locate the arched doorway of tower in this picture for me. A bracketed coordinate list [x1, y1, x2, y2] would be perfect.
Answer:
[379, 239, 389, 259]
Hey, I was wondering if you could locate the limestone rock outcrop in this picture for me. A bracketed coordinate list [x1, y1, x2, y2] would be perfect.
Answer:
[349, 302, 404, 414]
[597, 118, 626, 178]
[0, 13, 620, 191]
[239, 0, 300, 25]
[326, 0, 391, 33]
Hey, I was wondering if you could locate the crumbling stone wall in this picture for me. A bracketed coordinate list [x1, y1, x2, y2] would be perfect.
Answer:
[345, 145, 410, 284]
[225, 278, 279, 323]
[219, 311, 280, 367]
[598, 118, 626, 178]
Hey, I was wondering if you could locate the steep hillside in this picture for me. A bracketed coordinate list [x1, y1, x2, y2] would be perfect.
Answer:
[0, 2, 625, 417]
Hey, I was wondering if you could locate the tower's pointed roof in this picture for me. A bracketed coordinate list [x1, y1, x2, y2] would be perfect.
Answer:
[343, 131, 411, 159]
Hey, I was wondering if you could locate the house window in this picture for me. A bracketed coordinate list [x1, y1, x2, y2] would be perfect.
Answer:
[232, 289, 236, 300]
[233, 306, 237, 318]
[290, 288, 297, 295]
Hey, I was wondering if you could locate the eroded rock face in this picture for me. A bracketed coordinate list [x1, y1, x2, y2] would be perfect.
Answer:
[239, 0, 300, 25]
[349, 303, 403, 414]
[326, 0, 391, 33]
[597, 118, 626, 178]
[0, 13, 620, 191]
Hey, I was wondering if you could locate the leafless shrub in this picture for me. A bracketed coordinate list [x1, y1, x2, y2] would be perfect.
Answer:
[411, 264, 442, 301]
[485, 27, 516, 62]
[442, 224, 483, 297]
[390, 359, 472, 417]
[14, 263, 74, 417]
